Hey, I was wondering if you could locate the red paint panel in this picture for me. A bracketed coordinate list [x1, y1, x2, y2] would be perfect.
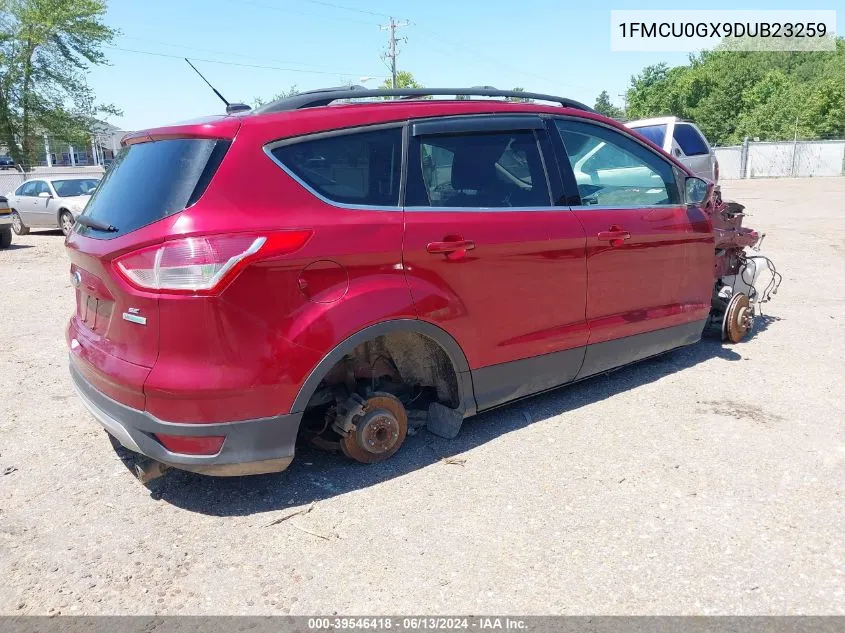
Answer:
[403, 209, 588, 369]
[573, 205, 713, 344]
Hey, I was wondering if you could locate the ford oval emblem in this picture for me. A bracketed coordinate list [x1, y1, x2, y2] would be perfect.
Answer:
[71, 271, 82, 288]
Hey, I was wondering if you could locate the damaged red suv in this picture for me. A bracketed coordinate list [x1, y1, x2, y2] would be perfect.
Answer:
[67, 87, 731, 479]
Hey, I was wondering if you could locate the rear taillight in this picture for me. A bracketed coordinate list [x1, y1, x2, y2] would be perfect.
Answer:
[113, 231, 311, 295]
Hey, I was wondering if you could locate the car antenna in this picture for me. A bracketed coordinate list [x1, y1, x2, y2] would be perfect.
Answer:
[184, 58, 251, 115]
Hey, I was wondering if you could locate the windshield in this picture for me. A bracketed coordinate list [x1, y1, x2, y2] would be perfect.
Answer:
[51, 179, 99, 197]
[629, 124, 667, 148]
[78, 139, 229, 239]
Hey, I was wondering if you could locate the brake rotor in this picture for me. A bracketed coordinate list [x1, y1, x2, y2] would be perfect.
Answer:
[723, 292, 752, 343]
[340, 393, 408, 464]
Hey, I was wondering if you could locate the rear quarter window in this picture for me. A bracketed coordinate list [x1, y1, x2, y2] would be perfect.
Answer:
[673, 124, 710, 156]
[269, 127, 402, 207]
[630, 124, 667, 149]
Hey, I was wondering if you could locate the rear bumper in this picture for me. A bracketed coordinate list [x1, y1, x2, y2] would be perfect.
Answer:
[70, 362, 301, 476]
[0, 213, 12, 227]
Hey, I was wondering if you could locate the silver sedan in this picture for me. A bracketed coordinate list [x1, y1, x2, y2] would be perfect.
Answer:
[7, 177, 100, 237]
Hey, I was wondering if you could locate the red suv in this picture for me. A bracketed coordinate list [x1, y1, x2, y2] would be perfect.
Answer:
[66, 87, 715, 478]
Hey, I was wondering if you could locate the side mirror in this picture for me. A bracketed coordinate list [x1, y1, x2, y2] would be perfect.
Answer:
[685, 177, 710, 205]
[38, 191, 52, 199]
[673, 147, 683, 157]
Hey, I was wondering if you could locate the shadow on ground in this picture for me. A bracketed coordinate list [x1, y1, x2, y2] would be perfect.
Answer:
[127, 332, 750, 517]
[2, 243, 34, 250]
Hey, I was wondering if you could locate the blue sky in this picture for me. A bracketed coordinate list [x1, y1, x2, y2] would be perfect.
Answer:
[91, 0, 843, 131]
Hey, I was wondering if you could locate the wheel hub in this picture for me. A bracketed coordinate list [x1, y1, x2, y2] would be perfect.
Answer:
[357, 410, 400, 455]
[339, 393, 408, 464]
[723, 292, 753, 343]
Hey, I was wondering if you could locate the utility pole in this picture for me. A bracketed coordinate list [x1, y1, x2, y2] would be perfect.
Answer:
[380, 17, 409, 90]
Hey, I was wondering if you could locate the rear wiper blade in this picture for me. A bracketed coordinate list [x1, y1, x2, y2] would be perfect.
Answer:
[76, 215, 118, 232]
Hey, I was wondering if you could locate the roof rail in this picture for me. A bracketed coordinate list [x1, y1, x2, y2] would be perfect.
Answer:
[253, 87, 595, 114]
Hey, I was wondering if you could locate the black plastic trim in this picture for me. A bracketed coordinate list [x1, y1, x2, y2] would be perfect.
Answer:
[254, 87, 595, 114]
[470, 320, 708, 412]
[472, 346, 586, 411]
[576, 320, 707, 380]
[70, 362, 300, 469]
[411, 115, 544, 137]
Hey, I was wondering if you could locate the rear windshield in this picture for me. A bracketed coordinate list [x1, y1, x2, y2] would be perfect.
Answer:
[77, 139, 229, 239]
[630, 124, 667, 148]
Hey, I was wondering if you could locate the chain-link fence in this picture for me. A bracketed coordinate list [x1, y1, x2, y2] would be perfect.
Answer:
[715, 139, 845, 179]
[0, 167, 105, 197]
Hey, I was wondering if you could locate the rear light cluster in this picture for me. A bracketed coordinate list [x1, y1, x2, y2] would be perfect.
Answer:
[113, 231, 311, 295]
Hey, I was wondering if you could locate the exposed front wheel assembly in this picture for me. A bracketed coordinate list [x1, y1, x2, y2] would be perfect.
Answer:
[722, 292, 752, 343]
[335, 392, 408, 464]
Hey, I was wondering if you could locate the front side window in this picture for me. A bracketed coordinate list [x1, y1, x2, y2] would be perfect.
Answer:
[33, 181, 50, 196]
[673, 123, 710, 156]
[270, 127, 401, 206]
[556, 119, 679, 207]
[409, 130, 550, 208]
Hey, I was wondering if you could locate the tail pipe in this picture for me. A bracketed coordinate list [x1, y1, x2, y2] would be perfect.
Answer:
[134, 459, 170, 483]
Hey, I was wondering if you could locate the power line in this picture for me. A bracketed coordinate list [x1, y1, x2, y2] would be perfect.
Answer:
[380, 17, 409, 89]
[120, 35, 340, 71]
[104, 45, 385, 78]
[298, 0, 393, 18]
[413, 24, 593, 92]
[239, 0, 378, 25]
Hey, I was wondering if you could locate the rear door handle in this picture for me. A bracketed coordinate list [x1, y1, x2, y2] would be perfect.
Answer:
[597, 230, 631, 241]
[597, 225, 631, 248]
[426, 239, 476, 254]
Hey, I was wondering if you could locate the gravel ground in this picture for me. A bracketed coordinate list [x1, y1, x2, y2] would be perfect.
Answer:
[0, 178, 843, 615]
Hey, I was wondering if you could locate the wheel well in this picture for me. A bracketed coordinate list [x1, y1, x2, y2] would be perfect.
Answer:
[301, 330, 462, 413]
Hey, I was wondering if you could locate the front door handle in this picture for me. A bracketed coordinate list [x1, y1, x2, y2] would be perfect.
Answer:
[597, 225, 631, 247]
[426, 239, 476, 254]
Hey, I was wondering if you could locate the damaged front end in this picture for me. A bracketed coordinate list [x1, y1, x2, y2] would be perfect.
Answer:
[706, 190, 782, 343]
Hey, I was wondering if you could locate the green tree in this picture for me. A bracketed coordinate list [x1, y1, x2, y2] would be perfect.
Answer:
[506, 86, 533, 103]
[380, 70, 422, 90]
[253, 85, 299, 108]
[621, 38, 845, 144]
[0, 0, 118, 169]
[593, 90, 623, 119]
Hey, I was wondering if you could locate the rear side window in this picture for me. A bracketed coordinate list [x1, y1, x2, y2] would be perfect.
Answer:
[407, 130, 550, 208]
[270, 127, 402, 207]
[630, 124, 667, 148]
[673, 124, 709, 156]
[77, 139, 229, 240]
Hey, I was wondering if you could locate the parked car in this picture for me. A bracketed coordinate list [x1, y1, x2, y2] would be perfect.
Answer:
[626, 116, 718, 182]
[0, 195, 12, 248]
[66, 87, 718, 480]
[8, 177, 99, 237]
[0, 156, 16, 170]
